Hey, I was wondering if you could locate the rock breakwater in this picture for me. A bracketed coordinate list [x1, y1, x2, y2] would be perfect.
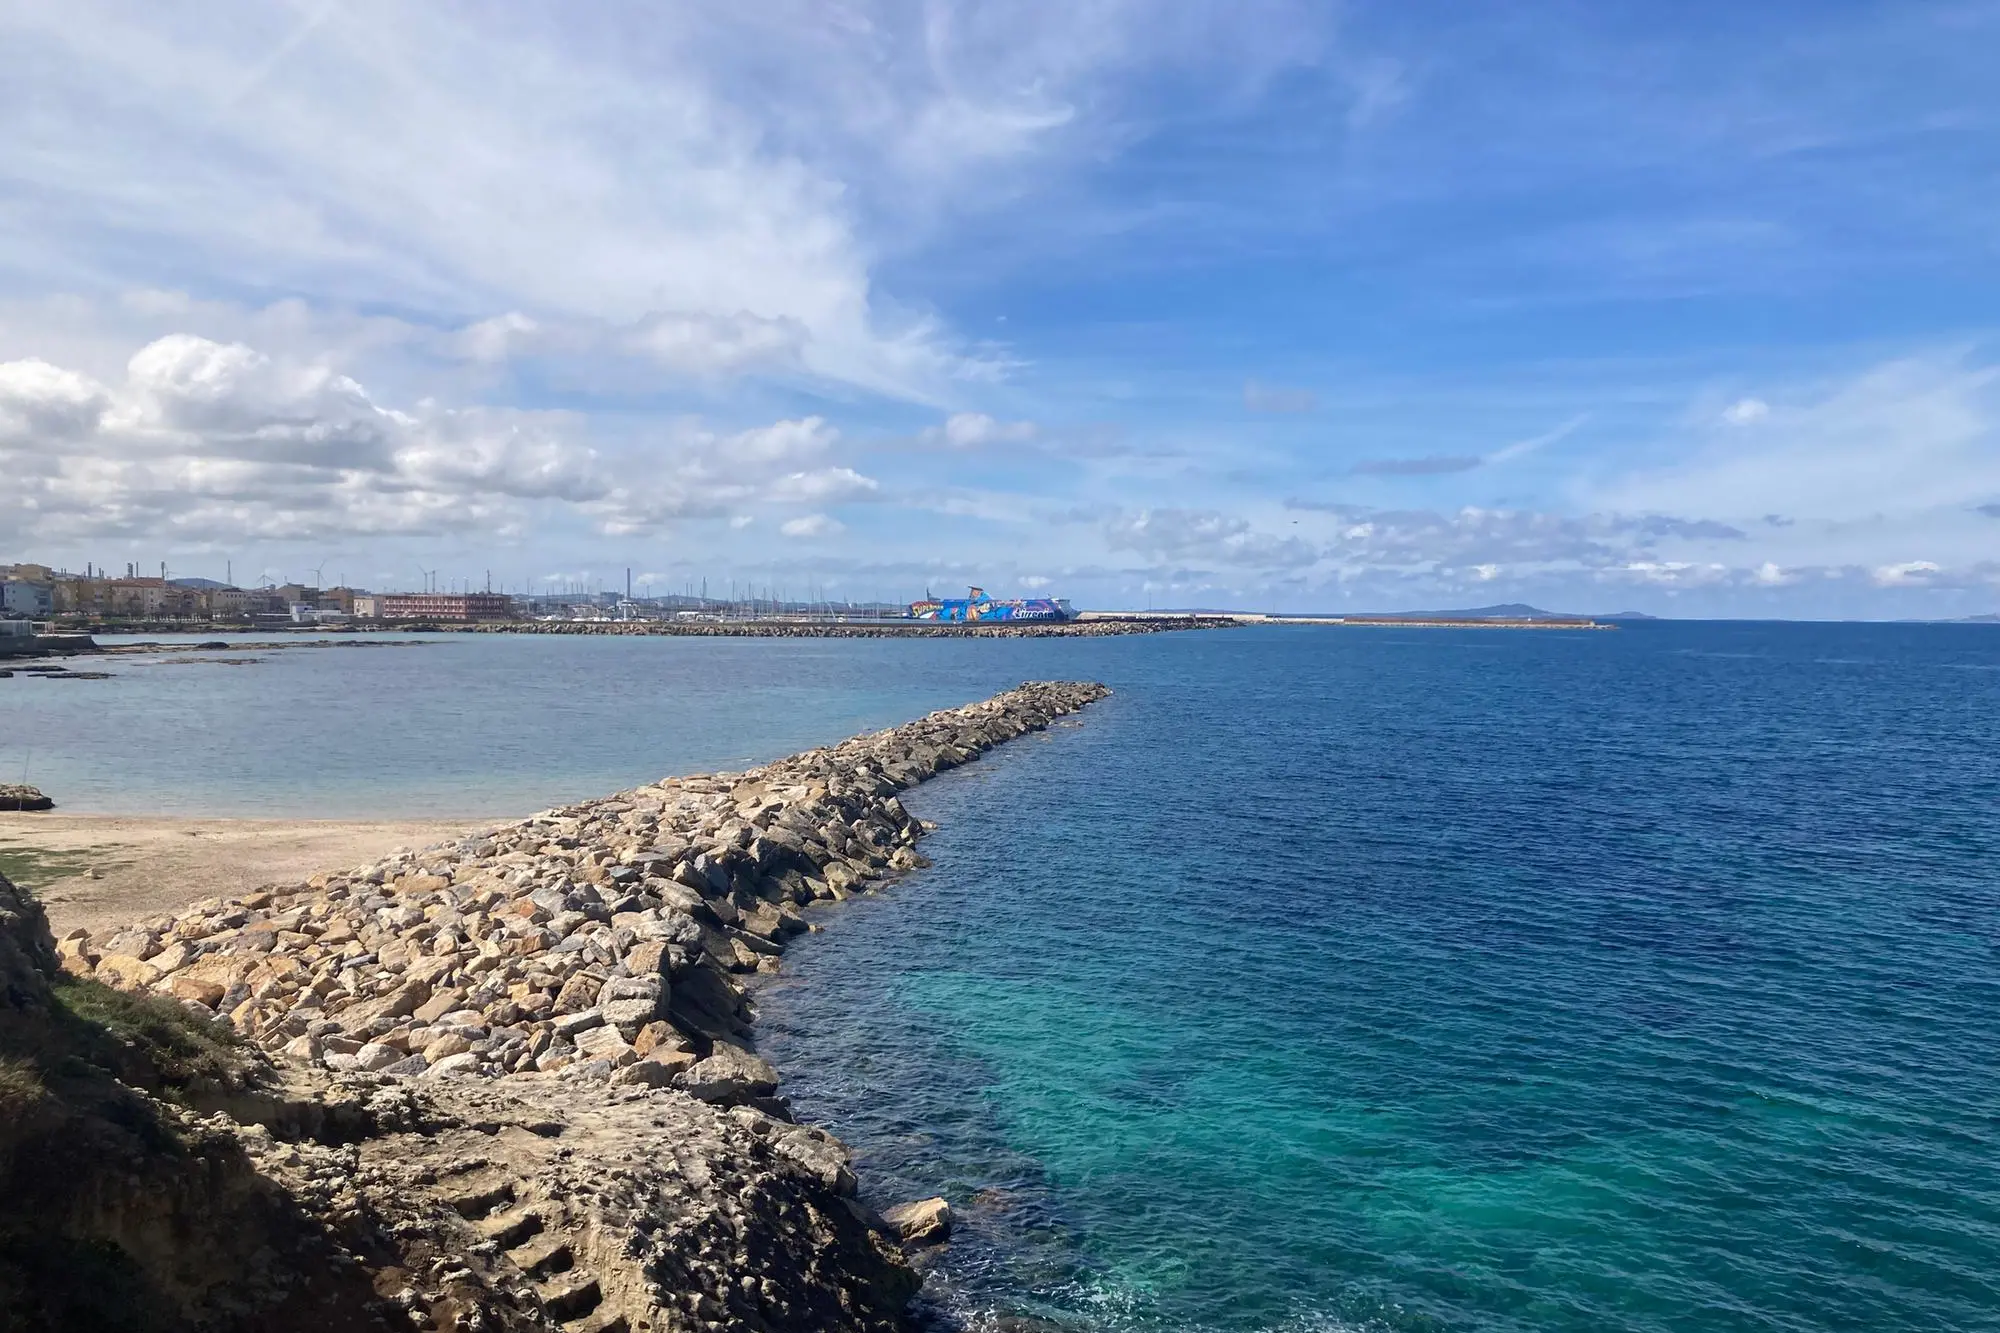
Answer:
[450, 617, 1222, 639]
[38, 680, 1111, 1330]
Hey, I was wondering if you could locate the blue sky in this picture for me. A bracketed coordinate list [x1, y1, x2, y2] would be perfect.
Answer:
[2, 0, 1998, 615]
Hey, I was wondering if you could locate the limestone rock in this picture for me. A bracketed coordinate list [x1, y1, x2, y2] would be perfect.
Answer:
[769, 1124, 858, 1195]
[166, 973, 225, 1006]
[426, 1050, 481, 1077]
[601, 996, 659, 1037]
[677, 1044, 779, 1105]
[94, 953, 162, 990]
[423, 1032, 474, 1062]
[354, 1041, 404, 1071]
[553, 1007, 604, 1037]
[607, 1059, 676, 1088]
[631, 1020, 689, 1058]
[573, 1025, 636, 1067]
[883, 1196, 953, 1245]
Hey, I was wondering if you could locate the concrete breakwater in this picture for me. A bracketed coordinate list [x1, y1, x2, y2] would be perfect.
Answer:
[444, 616, 1222, 638]
[41, 680, 1112, 1330]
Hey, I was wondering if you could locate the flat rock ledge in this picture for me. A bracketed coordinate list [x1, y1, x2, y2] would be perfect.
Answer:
[39, 680, 1111, 1330]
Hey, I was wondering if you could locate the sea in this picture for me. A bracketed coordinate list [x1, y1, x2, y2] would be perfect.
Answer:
[7, 622, 1998, 1332]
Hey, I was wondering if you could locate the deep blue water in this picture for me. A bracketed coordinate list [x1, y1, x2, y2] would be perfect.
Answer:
[10, 622, 2000, 1330]
[757, 622, 2000, 1332]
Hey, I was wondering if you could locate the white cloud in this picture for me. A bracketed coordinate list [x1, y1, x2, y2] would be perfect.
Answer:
[394, 411, 606, 502]
[456, 312, 541, 364]
[723, 416, 838, 466]
[1873, 559, 1941, 586]
[0, 357, 110, 441]
[0, 3, 1338, 403]
[1282, 500, 1745, 575]
[1596, 353, 2000, 524]
[0, 6, 983, 400]
[1105, 507, 1318, 569]
[0, 334, 878, 546]
[1488, 414, 1588, 463]
[780, 513, 843, 538]
[625, 310, 808, 378]
[118, 334, 402, 470]
[1721, 397, 1769, 424]
[768, 467, 879, 504]
[1614, 560, 1731, 587]
[1752, 561, 1797, 586]
[926, 411, 1039, 449]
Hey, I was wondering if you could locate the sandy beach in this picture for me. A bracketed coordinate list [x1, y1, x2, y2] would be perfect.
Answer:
[0, 812, 475, 936]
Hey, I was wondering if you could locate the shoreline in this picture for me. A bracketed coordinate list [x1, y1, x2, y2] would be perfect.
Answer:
[15, 614, 1234, 643]
[38, 680, 1113, 1330]
[4, 614, 1622, 659]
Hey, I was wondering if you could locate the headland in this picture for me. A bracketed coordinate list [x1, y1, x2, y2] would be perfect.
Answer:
[1, 680, 1111, 1331]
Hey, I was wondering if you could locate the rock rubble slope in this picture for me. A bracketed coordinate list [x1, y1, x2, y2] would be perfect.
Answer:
[28, 681, 1110, 1331]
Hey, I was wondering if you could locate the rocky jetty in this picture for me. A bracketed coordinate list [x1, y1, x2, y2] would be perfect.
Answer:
[32, 680, 1112, 1330]
[0, 783, 53, 811]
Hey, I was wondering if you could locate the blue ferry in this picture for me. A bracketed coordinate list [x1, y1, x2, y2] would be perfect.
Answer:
[908, 586, 1078, 623]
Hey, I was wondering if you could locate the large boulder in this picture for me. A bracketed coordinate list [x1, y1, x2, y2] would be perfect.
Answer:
[675, 1043, 779, 1106]
[0, 784, 53, 812]
[883, 1196, 953, 1245]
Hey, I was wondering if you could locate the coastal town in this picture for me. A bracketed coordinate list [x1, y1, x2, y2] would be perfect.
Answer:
[0, 562, 1611, 641]
[0, 562, 1109, 630]
[0, 561, 817, 628]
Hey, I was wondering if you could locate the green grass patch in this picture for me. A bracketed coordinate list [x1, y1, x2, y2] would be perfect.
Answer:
[0, 1054, 47, 1118]
[0, 841, 130, 892]
[50, 976, 250, 1096]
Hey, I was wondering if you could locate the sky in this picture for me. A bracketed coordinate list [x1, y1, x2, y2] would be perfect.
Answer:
[2, 0, 1998, 617]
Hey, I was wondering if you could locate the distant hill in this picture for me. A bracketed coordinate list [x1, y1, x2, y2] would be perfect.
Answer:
[169, 577, 229, 589]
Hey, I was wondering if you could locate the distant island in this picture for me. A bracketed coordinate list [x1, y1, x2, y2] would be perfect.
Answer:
[1229, 603, 1647, 624]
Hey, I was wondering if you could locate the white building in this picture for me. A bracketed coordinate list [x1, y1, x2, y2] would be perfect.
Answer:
[1, 581, 53, 617]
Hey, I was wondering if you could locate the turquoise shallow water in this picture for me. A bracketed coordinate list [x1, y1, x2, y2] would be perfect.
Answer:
[756, 622, 2000, 1332]
[10, 623, 1999, 1329]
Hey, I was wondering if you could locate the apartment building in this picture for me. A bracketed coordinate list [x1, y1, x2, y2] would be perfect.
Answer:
[374, 593, 516, 621]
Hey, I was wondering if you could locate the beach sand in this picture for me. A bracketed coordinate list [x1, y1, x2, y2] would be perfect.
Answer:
[0, 812, 475, 935]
